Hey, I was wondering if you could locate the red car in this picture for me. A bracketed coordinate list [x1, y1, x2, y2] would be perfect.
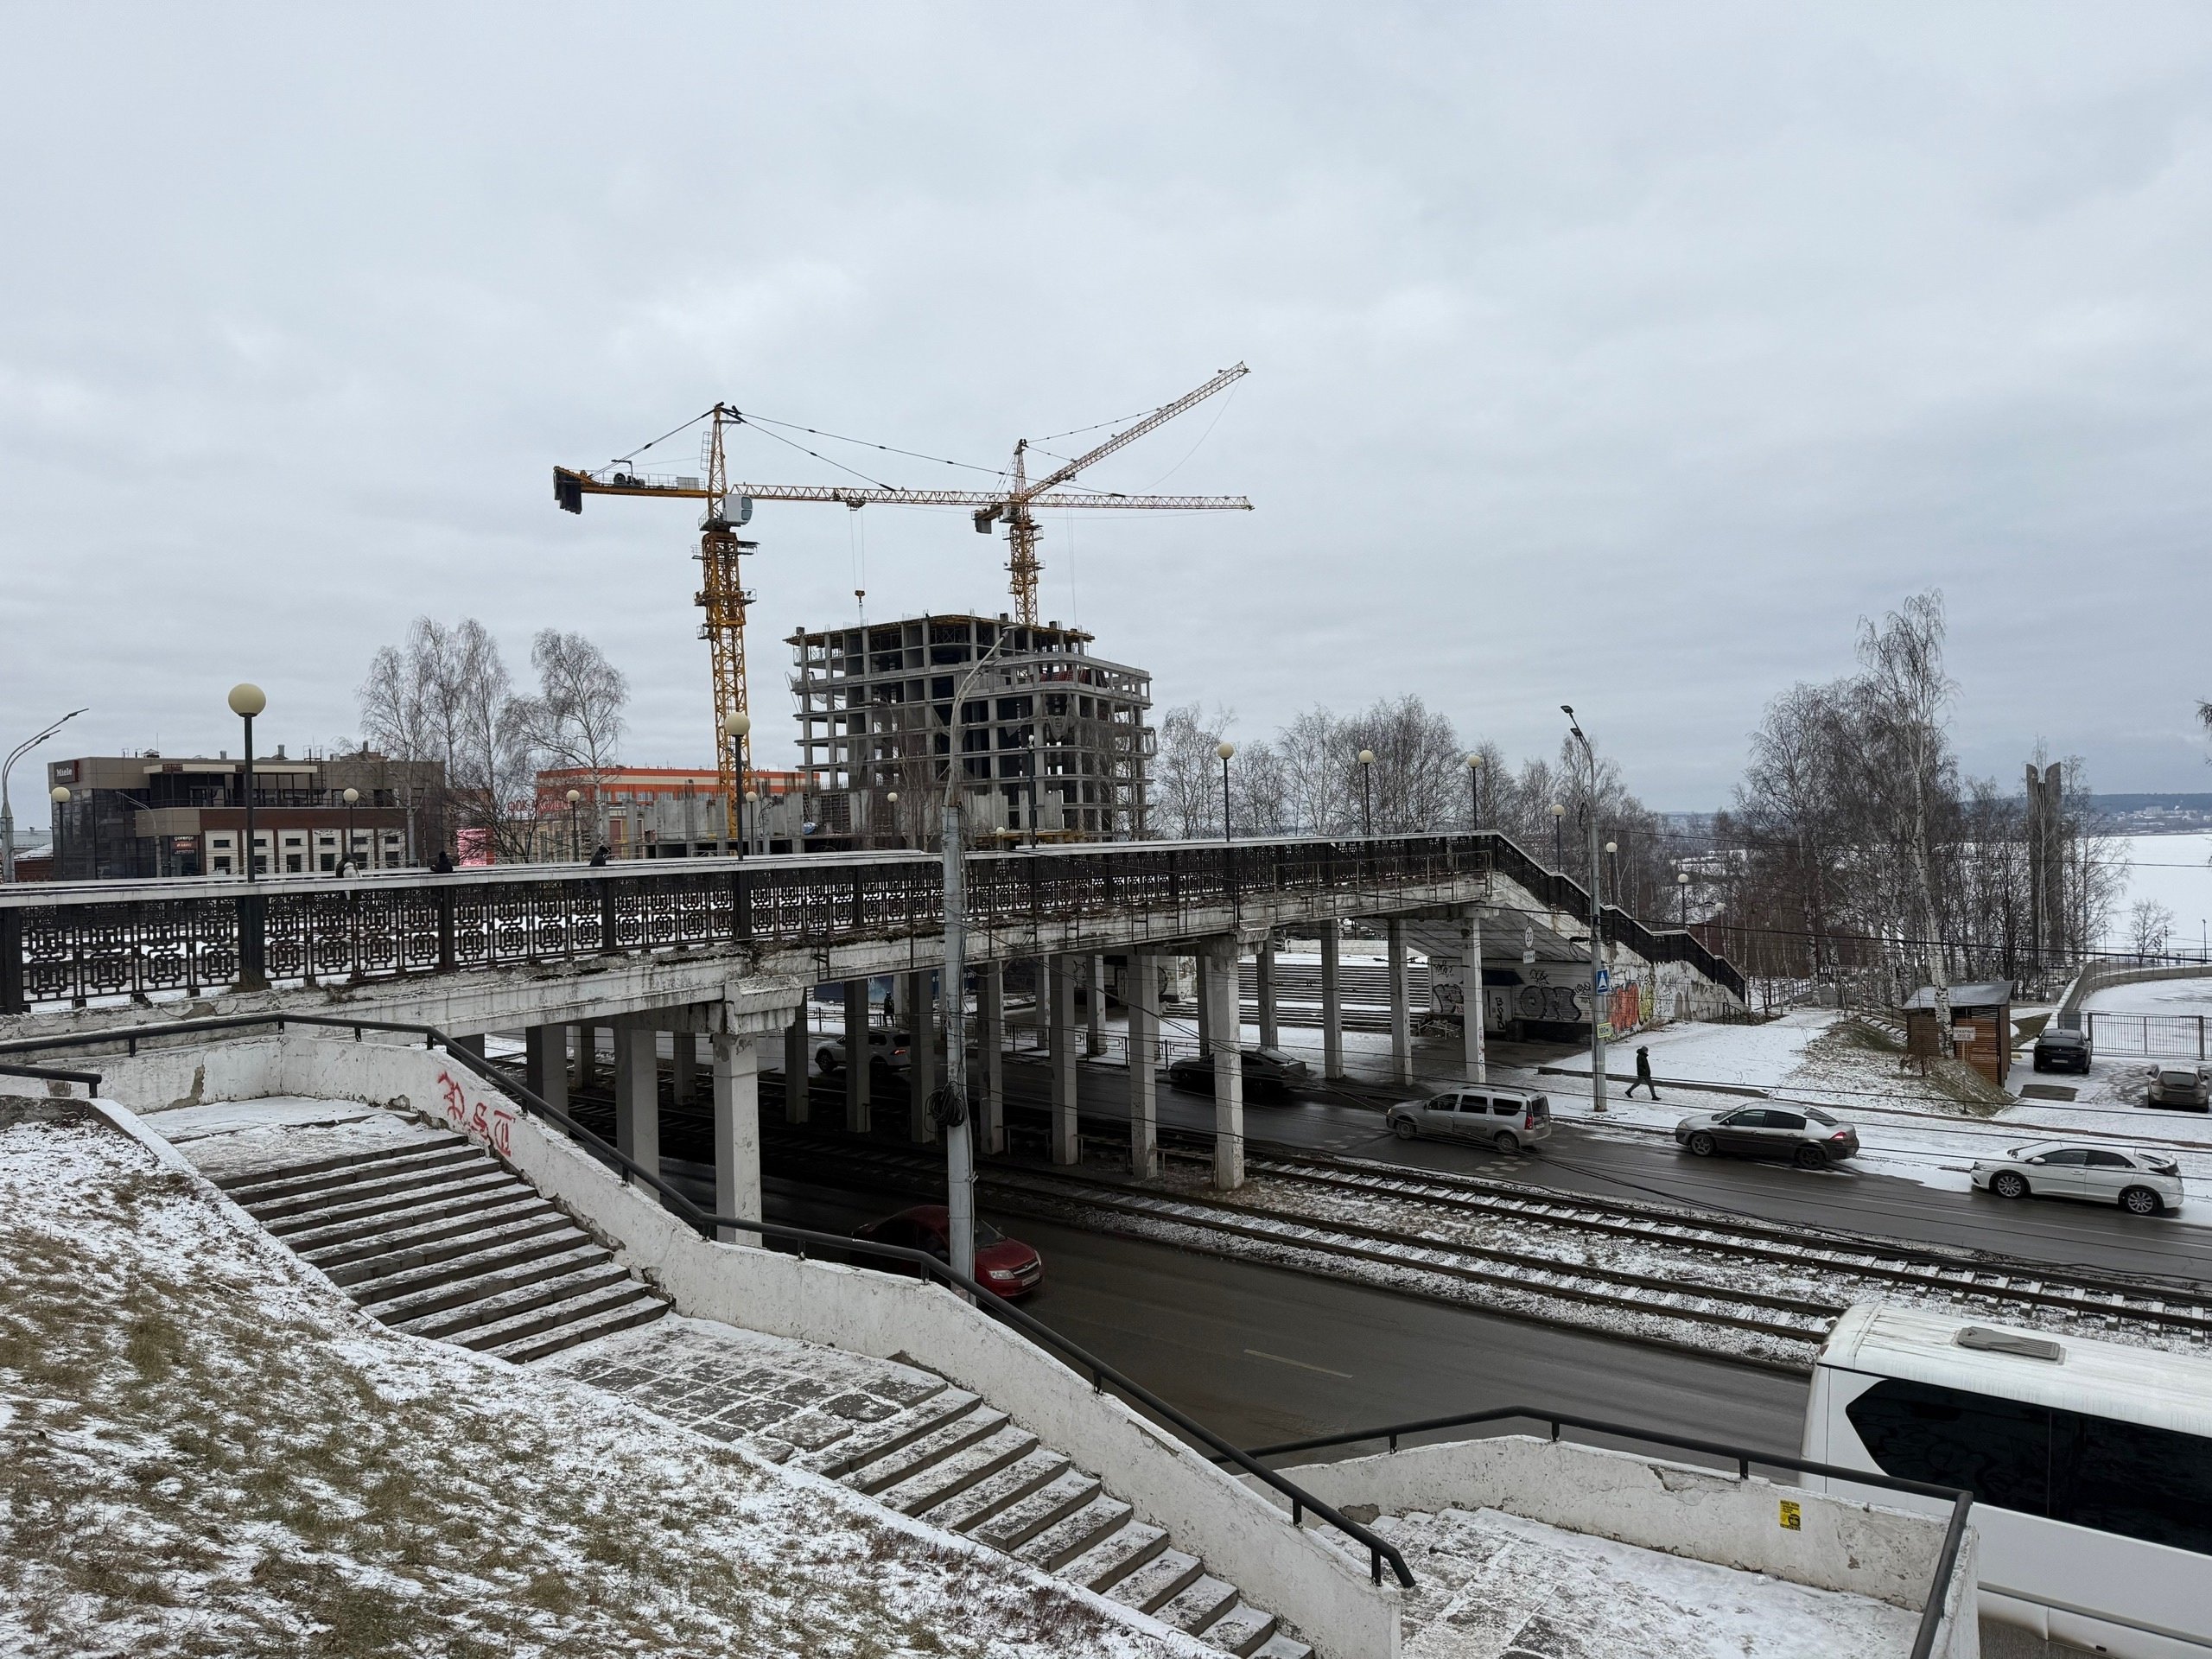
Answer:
[854, 1205, 1043, 1299]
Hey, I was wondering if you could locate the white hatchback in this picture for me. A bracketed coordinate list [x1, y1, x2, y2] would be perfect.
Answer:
[1970, 1141, 2183, 1217]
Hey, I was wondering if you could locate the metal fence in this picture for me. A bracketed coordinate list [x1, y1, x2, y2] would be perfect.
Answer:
[0, 830, 1745, 1014]
[2086, 1010, 2211, 1059]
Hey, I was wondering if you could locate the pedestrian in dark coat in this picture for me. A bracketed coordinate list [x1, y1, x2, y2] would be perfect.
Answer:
[1626, 1043, 1659, 1099]
[588, 843, 610, 868]
[429, 848, 454, 874]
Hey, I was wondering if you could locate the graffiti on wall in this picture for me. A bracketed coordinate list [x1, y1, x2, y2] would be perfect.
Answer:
[435, 1069, 516, 1159]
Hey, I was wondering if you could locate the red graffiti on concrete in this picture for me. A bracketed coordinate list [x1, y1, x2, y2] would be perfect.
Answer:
[435, 1069, 514, 1158]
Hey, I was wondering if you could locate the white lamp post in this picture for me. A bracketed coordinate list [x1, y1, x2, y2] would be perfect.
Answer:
[227, 683, 266, 881]
[1357, 748, 1376, 836]
[1216, 741, 1235, 842]
[48, 785, 71, 880]
[721, 711, 751, 861]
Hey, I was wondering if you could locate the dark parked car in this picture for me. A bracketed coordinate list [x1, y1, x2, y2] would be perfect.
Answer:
[1675, 1104, 1859, 1167]
[2031, 1025, 2093, 1074]
[853, 1205, 1043, 1299]
[2145, 1063, 2212, 1110]
[1165, 1045, 1311, 1100]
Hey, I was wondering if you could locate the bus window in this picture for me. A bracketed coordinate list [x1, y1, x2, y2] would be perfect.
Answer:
[2055, 1412, 2212, 1556]
[1846, 1377, 2051, 1515]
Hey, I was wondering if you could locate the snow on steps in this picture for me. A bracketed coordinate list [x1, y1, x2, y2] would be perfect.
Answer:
[211, 1131, 668, 1363]
[567, 1321, 1313, 1659]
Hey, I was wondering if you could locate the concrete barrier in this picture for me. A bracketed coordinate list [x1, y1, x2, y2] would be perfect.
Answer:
[1257, 1434, 1978, 1658]
[118, 1033, 1402, 1659]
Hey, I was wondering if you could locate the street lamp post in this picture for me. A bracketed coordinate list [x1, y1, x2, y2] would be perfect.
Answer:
[886, 789, 900, 850]
[566, 789, 582, 861]
[3, 708, 86, 882]
[48, 786, 71, 879]
[1677, 869, 1691, 927]
[229, 683, 266, 880]
[1562, 707, 1606, 1116]
[1466, 753, 1484, 832]
[1549, 802, 1565, 869]
[721, 712, 751, 861]
[1605, 839, 1618, 910]
[1216, 741, 1235, 842]
[1357, 748, 1376, 837]
[744, 790, 759, 856]
[342, 787, 359, 872]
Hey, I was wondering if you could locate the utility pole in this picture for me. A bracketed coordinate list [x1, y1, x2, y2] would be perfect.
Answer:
[1564, 708, 1606, 1115]
[3, 709, 86, 882]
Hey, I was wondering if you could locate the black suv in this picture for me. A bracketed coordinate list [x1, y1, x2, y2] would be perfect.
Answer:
[2031, 1025, 2092, 1074]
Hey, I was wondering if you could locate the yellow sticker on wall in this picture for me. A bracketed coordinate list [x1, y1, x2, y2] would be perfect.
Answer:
[1778, 1499, 1802, 1531]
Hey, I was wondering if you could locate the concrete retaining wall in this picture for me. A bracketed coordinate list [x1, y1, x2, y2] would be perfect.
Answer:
[1262, 1435, 1979, 1658]
[2056, 962, 2212, 1030]
[137, 1032, 1400, 1659]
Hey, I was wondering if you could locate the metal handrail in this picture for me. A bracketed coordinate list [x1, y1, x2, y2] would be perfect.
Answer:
[0, 1059, 104, 1092]
[3, 1010, 1415, 1590]
[1223, 1407, 1972, 1659]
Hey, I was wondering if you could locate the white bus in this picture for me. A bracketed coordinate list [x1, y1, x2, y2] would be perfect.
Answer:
[1807, 1306, 2212, 1656]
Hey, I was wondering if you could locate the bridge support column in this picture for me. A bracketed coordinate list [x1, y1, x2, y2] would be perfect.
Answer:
[712, 1031, 760, 1239]
[1049, 955, 1078, 1165]
[1256, 936, 1278, 1051]
[1195, 949, 1213, 1056]
[672, 1032, 698, 1106]
[524, 1025, 568, 1114]
[784, 1001, 810, 1124]
[451, 1033, 486, 1060]
[1086, 951, 1106, 1057]
[1205, 938, 1244, 1190]
[1461, 910, 1487, 1085]
[613, 1022, 659, 1186]
[843, 981, 871, 1134]
[1320, 920, 1344, 1080]
[906, 969, 937, 1144]
[1127, 950, 1160, 1178]
[980, 962, 1005, 1154]
[1389, 918, 1413, 1088]
[570, 1023, 594, 1091]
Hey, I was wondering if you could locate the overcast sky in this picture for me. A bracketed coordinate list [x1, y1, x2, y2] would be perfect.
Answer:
[6, 5, 2210, 810]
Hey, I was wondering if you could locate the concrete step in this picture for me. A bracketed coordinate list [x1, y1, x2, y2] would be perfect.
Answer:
[969, 1469, 1103, 1554]
[231, 1152, 498, 1224]
[207, 1129, 471, 1189]
[876, 1423, 1039, 1516]
[798, 1387, 970, 1479]
[350, 1230, 601, 1313]
[1249, 1633, 1313, 1659]
[846, 1406, 1010, 1497]
[217, 1139, 479, 1205]
[253, 1165, 521, 1238]
[1014, 1494, 1134, 1573]
[1107, 1546, 1205, 1615]
[387, 1257, 630, 1341]
[1198, 1600, 1281, 1656]
[448, 1278, 664, 1356]
[918, 1447, 1071, 1535]
[309, 1206, 575, 1285]
[1058, 1519, 1167, 1595]
[481, 1290, 667, 1365]
[270, 1170, 531, 1252]
[1157, 1574, 1240, 1639]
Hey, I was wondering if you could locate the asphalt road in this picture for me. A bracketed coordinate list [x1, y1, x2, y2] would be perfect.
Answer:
[744, 1171, 1810, 1463]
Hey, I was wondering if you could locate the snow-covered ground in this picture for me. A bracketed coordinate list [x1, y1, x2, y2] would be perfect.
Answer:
[1328, 1504, 1918, 1659]
[0, 1099, 1210, 1659]
[2106, 832, 2212, 955]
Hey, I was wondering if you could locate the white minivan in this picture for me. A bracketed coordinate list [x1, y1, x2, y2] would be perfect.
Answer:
[1386, 1086, 1552, 1153]
[1805, 1305, 2212, 1657]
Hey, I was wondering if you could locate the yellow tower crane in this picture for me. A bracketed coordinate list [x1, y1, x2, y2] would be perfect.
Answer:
[554, 368, 1250, 835]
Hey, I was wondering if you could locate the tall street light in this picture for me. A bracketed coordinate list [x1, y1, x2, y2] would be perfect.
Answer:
[48, 785, 71, 880]
[1357, 749, 1376, 837]
[886, 789, 900, 850]
[1561, 706, 1606, 1116]
[1216, 741, 1235, 842]
[721, 712, 750, 861]
[1549, 801, 1565, 869]
[1678, 869, 1691, 927]
[342, 787, 359, 871]
[566, 788, 582, 861]
[3, 707, 86, 883]
[1465, 752, 1484, 832]
[229, 683, 266, 880]
[1605, 839, 1618, 910]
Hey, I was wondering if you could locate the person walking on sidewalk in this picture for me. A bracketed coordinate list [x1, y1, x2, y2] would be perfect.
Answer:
[1626, 1043, 1660, 1100]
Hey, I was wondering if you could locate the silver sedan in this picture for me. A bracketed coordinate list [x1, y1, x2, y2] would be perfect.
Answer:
[1970, 1141, 2183, 1216]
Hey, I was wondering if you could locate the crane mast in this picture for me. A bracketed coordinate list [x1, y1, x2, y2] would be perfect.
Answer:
[696, 405, 753, 835]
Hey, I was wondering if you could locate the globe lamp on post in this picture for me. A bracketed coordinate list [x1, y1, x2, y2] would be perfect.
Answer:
[1357, 749, 1376, 837]
[721, 711, 751, 861]
[1216, 741, 1235, 843]
[48, 785, 70, 880]
[341, 787, 359, 872]
[565, 789, 582, 861]
[227, 683, 266, 881]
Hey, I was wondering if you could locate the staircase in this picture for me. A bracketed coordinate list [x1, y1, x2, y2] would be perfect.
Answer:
[796, 1373, 1310, 1657]
[211, 1131, 668, 1363]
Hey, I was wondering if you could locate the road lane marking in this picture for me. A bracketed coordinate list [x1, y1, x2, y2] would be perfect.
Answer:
[1243, 1347, 1353, 1378]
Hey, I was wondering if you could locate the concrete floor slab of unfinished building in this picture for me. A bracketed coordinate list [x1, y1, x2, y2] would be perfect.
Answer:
[1336, 1504, 1920, 1659]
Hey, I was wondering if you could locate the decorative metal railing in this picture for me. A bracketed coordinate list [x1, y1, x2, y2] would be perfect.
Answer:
[0, 831, 1744, 1012]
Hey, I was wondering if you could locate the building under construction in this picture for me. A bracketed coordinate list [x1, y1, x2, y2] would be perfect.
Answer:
[789, 613, 1153, 847]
